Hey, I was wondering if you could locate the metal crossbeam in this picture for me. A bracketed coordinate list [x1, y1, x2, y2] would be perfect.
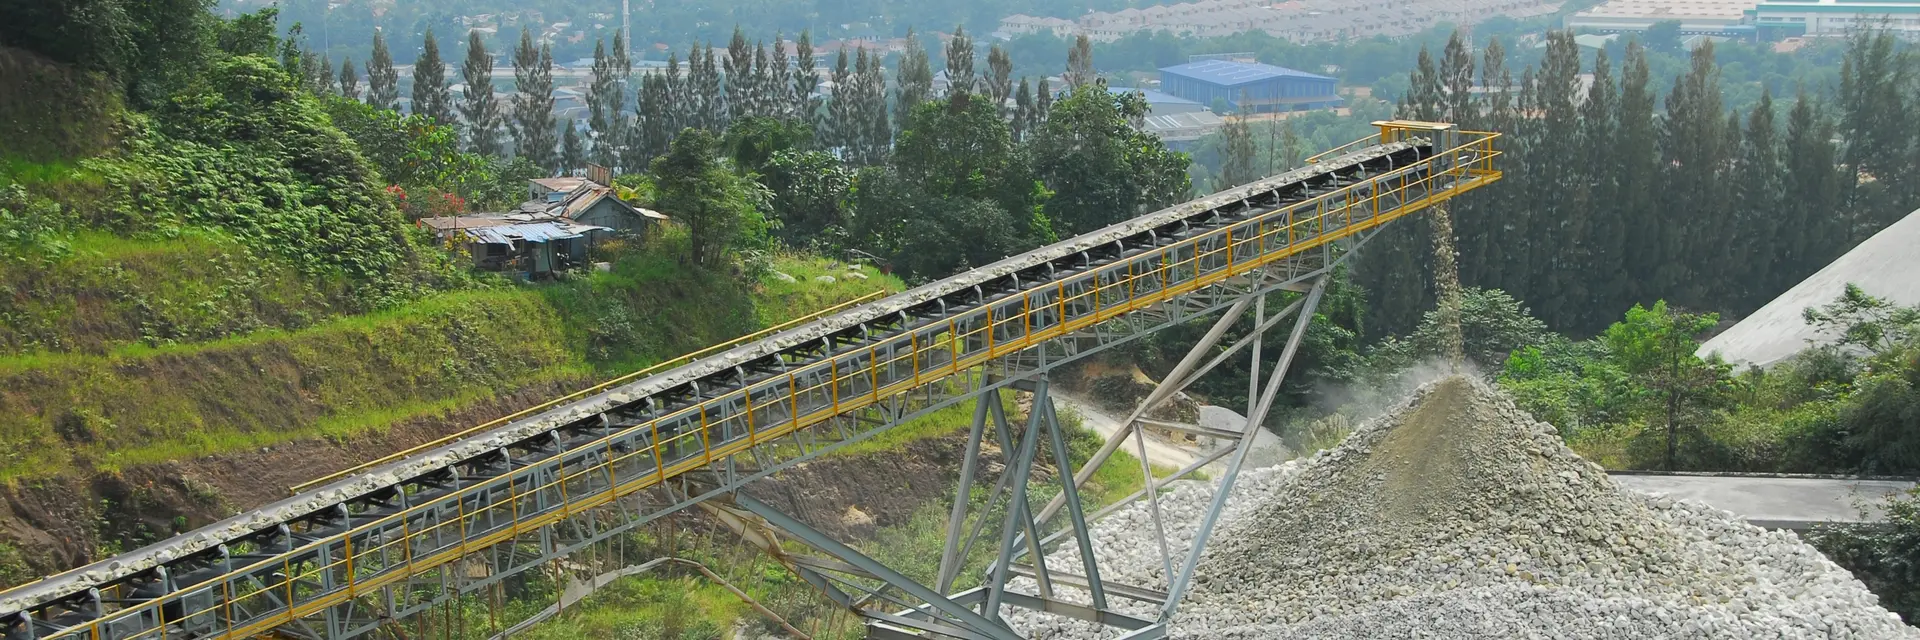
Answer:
[1, 122, 1501, 640]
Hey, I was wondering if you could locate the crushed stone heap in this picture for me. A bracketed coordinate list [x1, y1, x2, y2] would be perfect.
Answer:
[1007, 376, 1918, 640]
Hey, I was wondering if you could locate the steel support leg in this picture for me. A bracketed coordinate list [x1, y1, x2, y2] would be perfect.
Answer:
[937, 393, 995, 594]
[732, 493, 1026, 640]
[1159, 275, 1329, 618]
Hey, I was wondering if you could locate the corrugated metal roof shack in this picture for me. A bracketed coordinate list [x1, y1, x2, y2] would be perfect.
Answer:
[420, 178, 667, 279]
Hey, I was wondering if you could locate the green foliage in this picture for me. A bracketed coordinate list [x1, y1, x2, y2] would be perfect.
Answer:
[1804, 282, 1920, 356]
[322, 96, 522, 207]
[760, 150, 851, 248]
[1808, 488, 1920, 625]
[1028, 85, 1191, 236]
[0, 542, 26, 586]
[649, 129, 773, 272]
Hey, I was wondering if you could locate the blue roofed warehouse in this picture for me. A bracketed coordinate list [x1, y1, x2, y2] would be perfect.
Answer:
[1158, 60, 1342, 114]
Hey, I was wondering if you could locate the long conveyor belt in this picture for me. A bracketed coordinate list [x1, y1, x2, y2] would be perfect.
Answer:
[1, 121, 1501, 640]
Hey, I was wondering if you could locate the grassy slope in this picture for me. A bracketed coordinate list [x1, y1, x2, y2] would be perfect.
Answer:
[0, 246, 901, 482]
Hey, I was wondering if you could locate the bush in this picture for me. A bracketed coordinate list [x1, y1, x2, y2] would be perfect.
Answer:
[1806, 488, 1920, 625]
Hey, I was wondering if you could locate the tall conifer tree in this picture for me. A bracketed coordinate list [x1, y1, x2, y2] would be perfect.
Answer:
[944, 26, 975, 96]
[461, 33, 504, 157]
[512, 30, 560, 172]
[896, 29, 935, 118]
[338, 55, 360, 101]
[366, 31, 400, 111]
[413, 30, 454, 124]
[587, 38, 626, 167]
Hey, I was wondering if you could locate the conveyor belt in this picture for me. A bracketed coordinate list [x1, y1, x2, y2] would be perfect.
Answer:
[0, 122, 1501, 640]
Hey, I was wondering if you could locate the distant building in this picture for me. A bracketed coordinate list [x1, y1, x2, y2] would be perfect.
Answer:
[1748, 0, 1920, 39]
[1157, 60, 1341, 114]
[1108, 87, 1208, 116]
[1567, 0, 1760, 35]
[1141, 111, 1226, 150]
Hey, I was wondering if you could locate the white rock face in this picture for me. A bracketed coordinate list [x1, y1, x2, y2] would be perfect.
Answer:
[1004, 377, 1918, 640]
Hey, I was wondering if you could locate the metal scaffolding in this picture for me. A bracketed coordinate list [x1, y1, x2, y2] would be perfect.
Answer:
[0, 121, 1501, 640]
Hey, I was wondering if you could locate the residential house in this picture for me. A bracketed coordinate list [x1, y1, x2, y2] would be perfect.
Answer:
[420, 179, 667, 278]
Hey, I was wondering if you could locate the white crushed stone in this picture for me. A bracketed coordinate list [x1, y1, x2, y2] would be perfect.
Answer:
[1005, 376, 1918, 639]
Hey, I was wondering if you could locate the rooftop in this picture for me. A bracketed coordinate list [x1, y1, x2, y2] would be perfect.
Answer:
[1571, 0, 1760, 21]
[1159, 59, 1333, 86]
[1108, 86, 1203, 106]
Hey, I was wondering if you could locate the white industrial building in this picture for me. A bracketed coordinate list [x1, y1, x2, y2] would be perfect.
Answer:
[1749, 0, 1920, 38]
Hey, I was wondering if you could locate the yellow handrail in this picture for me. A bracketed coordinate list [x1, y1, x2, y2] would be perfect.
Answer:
[289, 289, 886, 494]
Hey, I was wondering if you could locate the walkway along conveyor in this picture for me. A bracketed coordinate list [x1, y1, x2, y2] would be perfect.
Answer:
[1, 121, 1500, 640]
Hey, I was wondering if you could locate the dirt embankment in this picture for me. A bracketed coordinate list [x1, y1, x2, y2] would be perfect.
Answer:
[744, 434, 1010, 541]
[0, 378, 586, 585]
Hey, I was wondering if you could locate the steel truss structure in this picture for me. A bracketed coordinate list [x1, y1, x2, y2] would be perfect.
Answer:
[1, 122, 1500, 640]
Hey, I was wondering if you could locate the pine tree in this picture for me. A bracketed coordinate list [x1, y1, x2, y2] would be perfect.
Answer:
[511, 29, 560, 172]
[1456, 37, 1512, 290]
[1439, 32, 1474, 125]
[987, 44, 1014, 111]
[664, 52, 687, 134]
[1216, 112, 1257, 190]
[587, 38, 626, 167]
[826, 47, 854, 155]
[1658, 41, 1727, 306]
[339, 55, 360, 101]
[861, 48, 891, 165]
[1535, 30, 1585, 326]
[1036, 77, 1053, 124]
[318, 55, 336, 95]
[1065, 34, 1095, 89]
[1402, 46, 1441, 120]
[1617, 41, 1660, 304]
[768, 34, 798, 120]
[897, 28, 935, 117]
[366, 30, 399, 111]
[461, 33, 503, 157]
[1012, 78, 1034, 142]
[749, 42, 772, 119]
[1580, 48, 1624, 327]
[795, 31, 819, 119]
[561, 122, 585, 175]
[724, 27, 752, 124]
[1782, 89, 1845, 292]
[412, 29, 454, 125]
[634, 73, 674, 165]
[1837, 30, 1909, 216]
[944, 26, 975, 96]
[693, 45, 724, 131]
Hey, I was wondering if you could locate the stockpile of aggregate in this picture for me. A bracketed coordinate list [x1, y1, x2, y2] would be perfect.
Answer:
[1007, 376, 1918, 639]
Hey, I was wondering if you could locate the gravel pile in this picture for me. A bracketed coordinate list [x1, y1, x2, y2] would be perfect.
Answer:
[1006, 376, 1918, 639]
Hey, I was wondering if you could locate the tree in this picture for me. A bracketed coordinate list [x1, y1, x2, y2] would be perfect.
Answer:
[511, 29, 559, 172]
[1029, 87, 1191, 235]
[412, 29, 454, 125]
[1535, 30, 1586, 327]
[1659, 41, 1730, 307]
[1438, 31, 1474, 124]
[1401, 45, 1440, 120]
[1618, 41, 1660, 304]
[794, 31, 819, 120]
[767, 33, 798, 121]
[1802, 283, 1920, 356]
[338, 55, 360, 101]
[1215, 111, 1257, 190]
[365, 30, 399, 111]
[587, 38, 626, 167]
[986, 44, 1014, 110]
[1782, 89, 1845, 292]
[1065, 34, 1095, 89]
[1646, 20, 1683, 53]
[560, 122, 584, 175]
[651, 129, 769, 270]
[690, 44, 724, 131]
[1836, 29, 1913, 236]
[944, 26, 975, 96]
[1733, 88, 1785, 308]
[724, 27, 752, 123]
[761, 149, 853, 246]
[1602, 301, 1726, 471]
[317, 55, 336, 95]
[825, 48, 854, 156]
[1581, 48, 1624, 327]
[460, 32, 504, 158]
[1012, 78, 1036, 142]
[896, 28, 935, 118]
[631, 73, 674, 166]
[853, 48, 890, 165]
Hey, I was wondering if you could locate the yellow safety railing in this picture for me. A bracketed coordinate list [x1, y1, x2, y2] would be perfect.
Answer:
[28, 126, 1499, 640]
[289, 289, 887, 494]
